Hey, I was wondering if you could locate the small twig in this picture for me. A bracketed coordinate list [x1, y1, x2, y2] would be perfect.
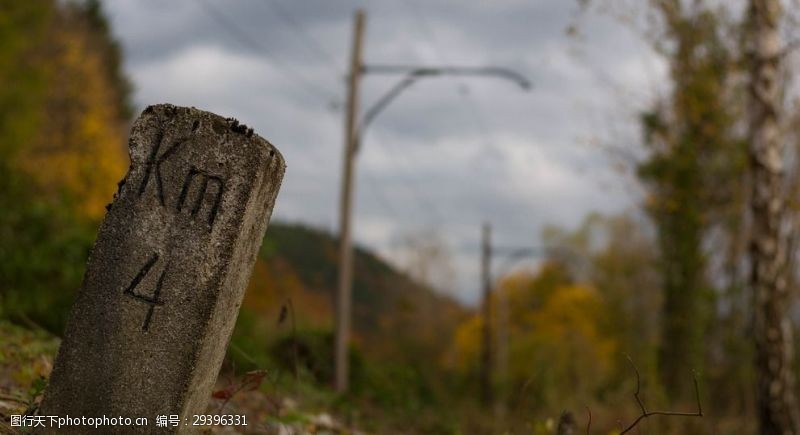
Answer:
[216, 370, 268, 414]
[617, 356, 703, 435]
[14, 312, 53, 336]
[629, 355, 647, 416]
[585, 405, 592, 435]
[584, 355, 703, 434]
[505, 374, 538, 434]
[288, 298, 299, 381]
[229, 342, 259, 366]
[277, 298, 299, 381]
[0, 420, 20, 435]
[0, 393, 28, 404]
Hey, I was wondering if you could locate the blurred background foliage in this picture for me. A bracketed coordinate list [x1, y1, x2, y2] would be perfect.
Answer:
[0, 0, 130, 332]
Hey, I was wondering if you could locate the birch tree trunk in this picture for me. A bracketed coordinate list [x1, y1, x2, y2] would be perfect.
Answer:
[747, 0, 800, 433]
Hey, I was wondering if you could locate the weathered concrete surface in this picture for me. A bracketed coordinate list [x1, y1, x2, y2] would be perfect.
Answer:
[38, 104, 285, 433]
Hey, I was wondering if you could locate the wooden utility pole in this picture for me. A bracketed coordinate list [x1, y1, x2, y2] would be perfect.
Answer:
[747, 0, 800, 433]
[334, 9, 365, 394]
[480, 223, 493, 405]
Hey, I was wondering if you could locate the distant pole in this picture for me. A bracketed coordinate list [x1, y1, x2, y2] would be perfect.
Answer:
[496, 268, 509, 413]
[480, 223, 493, 405]
[335, 9, 365, 394]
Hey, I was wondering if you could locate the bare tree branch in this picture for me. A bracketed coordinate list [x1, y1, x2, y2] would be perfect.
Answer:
[584, 355, 703, 434]
[618, 355, 703, 434]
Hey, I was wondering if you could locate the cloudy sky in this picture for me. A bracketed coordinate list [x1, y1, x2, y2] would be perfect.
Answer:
[104, 0, 666, 304]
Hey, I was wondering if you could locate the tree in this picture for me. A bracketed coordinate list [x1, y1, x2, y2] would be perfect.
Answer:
[451, 262, 617, 420]
[0, 0, 131, 331]
[746, 0, 800, 432]
[637, 0, 742, 401]
[544, 213, 662, 390]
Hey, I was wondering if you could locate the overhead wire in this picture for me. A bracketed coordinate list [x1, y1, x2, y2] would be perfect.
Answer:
[359, 168, 403, 220]
[362, 129, 447, 227]
[261, 0, 346, 75]
[196, 0, 340, 104]
[248, 2, 422, 225]
[196, 0, 348, 184]
[397, 0, 502, 221]
[337, 2, 450, 227]
[199, 0, 447, 231]
[399, 0, 494, 140]
[190, 0, 421, 257]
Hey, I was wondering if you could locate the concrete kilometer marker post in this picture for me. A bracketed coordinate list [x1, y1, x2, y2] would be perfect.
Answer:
[38, 104, 285, 434]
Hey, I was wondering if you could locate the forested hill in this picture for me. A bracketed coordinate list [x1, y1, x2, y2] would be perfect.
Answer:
[236, 222, 468, 362]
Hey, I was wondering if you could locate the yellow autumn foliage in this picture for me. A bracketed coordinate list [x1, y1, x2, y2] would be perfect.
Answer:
[451, 313, 483, 372]
[450, 263, 617, 409]
[15, 7, 128, 220]
[510, 284, 616, 399]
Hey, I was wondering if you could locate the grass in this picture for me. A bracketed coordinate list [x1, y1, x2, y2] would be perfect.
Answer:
[0, 320, 59, 432]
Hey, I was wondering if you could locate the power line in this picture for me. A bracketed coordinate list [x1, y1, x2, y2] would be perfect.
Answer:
[399, 0, 493, 138]
[196, 0, 355, 225]
[359, 168, 402, 219]
[196, 0, 339, 104]
[261, 0, 345, 75]
[364, 129, 447, 227]
[396, 0, 500, 219]
[399, 0, 445, 61]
